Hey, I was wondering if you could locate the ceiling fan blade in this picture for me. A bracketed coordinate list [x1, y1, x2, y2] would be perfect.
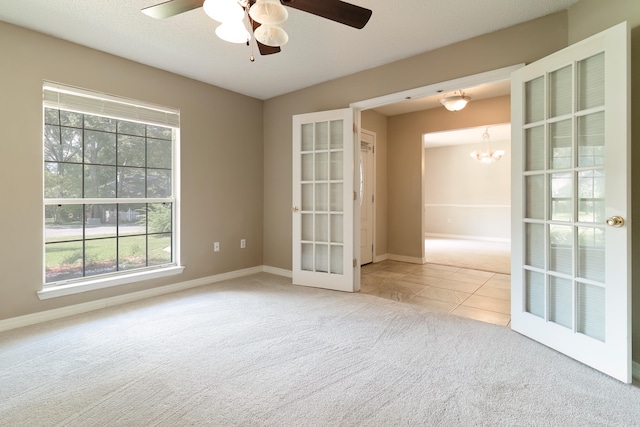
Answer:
[282, 0, 372, 29]
[251, 19, 281, 55]
[142, 0, 205, 19]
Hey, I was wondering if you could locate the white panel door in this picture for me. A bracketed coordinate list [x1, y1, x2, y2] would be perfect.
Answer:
[511, 23, 630, 382]
[292, 108, 358, 292]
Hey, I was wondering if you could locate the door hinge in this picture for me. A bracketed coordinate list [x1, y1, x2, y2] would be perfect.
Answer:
[354, 191, 357, 201]
[353, 258, 358, 267]
[353, 123, 358, 133]
[372, 194, 374, 203]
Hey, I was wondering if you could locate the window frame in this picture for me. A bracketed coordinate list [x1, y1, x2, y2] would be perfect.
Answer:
[39, 82, 183, 300]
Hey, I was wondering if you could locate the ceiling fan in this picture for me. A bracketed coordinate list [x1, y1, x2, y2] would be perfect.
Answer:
[142, 0, 373, 58]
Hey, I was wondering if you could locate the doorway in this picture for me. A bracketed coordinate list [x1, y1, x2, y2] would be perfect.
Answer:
[423, 124, 511, 274]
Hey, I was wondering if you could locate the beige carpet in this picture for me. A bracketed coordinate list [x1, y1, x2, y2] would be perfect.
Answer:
[1, 273, 639, 425]
[425, 237, 511, 274]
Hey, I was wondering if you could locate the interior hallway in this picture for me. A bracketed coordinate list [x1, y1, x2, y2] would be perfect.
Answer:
[361, 260, 511, 326]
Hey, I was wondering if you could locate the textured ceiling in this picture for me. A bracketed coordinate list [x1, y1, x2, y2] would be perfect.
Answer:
[0, 0, 577, 100]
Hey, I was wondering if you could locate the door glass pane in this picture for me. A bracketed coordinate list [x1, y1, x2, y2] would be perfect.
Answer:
[525, 126, 545, 171]
[549, 65, 573, 118]
[549, 119, 572, 169]
[301, 243, 313, 271]
[525, 223, 545, 268]
[315, 152, 328, 181]
[578, 170, 605, 223]
[315, 214, 328, 242]
[525, 76, 544, 124]
[525, 270, 545, 318]
[315, 183, 328, 211]
[315, 122, 328, 150]
[330, 151, 343, 180]
[315, 244, 328, 273]
[578, 112, 605, 167]
[549, 276, 573, 329]
[301, 183, 313, 211]
[549, 224, 572, 275]
[550, 172, 573, 221]
[525, 175, 544, 219]
[330, 245, 343, 274]
[301, 123, 313, 151]
[577, 282, 605, 341]
[578, 52, 605, 111]
[330, 120, 343, 149]
[330, 214, 343, 243]
[301, 213, 313, 241]
[330, 183, 343, 212]
[301, 153, 313, 181]
[578, 227, 605, 282]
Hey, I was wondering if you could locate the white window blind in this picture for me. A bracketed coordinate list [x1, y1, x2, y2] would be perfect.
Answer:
[43, 82, 180, 128]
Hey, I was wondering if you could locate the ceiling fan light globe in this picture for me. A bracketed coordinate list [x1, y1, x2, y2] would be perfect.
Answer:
[215, 21, 251, 44]
[204, 0, 245, 23]
[254, 24, 288, 47]
[249, 0, 288, 25]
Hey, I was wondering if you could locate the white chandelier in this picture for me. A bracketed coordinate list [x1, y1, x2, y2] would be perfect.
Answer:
[470, 128, 505, 164]
[203, 0, 289, 47]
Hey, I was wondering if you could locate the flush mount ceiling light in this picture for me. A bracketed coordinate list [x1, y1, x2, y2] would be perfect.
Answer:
[440, 90, 471, 112]
[470, 127, 505, 164]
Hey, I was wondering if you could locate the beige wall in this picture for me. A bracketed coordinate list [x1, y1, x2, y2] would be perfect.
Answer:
[361, 110, 388, 257]
[424, 139, 510, 241]
[0, 22, 264, 320]
[263, 14, 568, 269]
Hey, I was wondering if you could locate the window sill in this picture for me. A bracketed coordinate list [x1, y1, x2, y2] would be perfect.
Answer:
[37, 266, 185, 300]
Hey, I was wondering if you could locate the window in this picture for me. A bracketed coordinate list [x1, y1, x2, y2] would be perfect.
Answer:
[41, 82, 181, 297]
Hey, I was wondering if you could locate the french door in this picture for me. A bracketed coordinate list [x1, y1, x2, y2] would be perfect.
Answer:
[511, 23, 630, 382]
[292, 108, 359, 292]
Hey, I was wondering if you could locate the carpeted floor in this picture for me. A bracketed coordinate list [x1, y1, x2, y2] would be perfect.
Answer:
[1, 273, 638, 426]
[425, 237, 511, 274]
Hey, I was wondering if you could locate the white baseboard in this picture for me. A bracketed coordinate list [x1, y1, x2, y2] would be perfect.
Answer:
[633, 360, 640, 380]
[373, 254, 388, 263]
[387, 254, 424, 264]
[425, 233, 511, 243]
[263, 265, 292, 278]
[0, 265, 271, 333]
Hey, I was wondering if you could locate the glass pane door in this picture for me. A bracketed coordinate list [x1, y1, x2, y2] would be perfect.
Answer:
[293, 109, 355, 292]
[300, 120, 345, 275]
[511, 22, 630, 383]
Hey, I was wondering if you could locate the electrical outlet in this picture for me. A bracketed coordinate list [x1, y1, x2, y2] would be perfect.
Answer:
[240, 239, 246, 249]
[214, 242, 220, 252]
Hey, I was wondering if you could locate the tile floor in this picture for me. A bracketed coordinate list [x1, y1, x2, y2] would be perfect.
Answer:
[361, 260, 511, 327]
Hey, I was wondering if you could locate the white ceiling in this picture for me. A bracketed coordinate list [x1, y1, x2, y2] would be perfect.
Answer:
[0, 0, 577, 100]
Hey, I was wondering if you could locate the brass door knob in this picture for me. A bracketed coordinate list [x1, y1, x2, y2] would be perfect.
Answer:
[292, 206, 299, 213]
[605, 216, 624, 228]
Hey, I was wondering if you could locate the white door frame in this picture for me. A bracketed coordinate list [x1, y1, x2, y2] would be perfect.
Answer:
[360, 129, 376, 265]
[350, 64, 524, 263]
